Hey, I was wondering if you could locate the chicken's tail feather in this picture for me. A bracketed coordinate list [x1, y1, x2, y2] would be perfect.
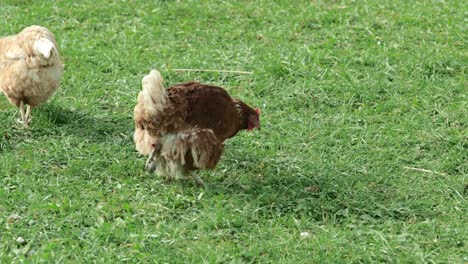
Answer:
[141, 69, 167, 115]
[133, 70, 167, 155]
[13, 25, 62, 67]
[33, 37, 57, 59]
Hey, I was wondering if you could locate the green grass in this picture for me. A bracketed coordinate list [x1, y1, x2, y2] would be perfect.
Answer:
[0, 0, 466, 263]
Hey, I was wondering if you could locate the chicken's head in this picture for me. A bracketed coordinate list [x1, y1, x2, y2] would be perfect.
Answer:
[234, 99, 261, 131]
[247, 107, 261, 131]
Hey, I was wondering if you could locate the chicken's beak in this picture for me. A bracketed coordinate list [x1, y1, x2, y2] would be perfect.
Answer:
[248, 123, 261, 131]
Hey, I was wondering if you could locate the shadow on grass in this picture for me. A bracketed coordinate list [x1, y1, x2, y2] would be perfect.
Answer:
[196, 152, 432, 224]
[39, 104, 134, 142]
[0, 103, 134, 153]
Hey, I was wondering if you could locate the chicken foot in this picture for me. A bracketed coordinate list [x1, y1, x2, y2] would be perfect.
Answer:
[192, 172, 205, 187]
[17, 102, 32, 127]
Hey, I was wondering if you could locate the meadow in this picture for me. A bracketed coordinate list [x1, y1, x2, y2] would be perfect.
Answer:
[0, 0, 466, 263]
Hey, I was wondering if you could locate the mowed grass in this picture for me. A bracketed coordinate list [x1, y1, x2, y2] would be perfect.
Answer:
[0, 0, 466, 262]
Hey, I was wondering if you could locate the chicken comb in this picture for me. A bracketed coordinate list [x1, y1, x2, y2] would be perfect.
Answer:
[255, 108, 261, 115]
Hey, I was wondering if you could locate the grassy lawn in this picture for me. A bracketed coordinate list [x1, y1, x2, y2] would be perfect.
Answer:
[0, 0, 466, 262]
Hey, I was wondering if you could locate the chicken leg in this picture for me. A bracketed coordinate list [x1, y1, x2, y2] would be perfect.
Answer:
[19, 101, 28, 128]
[145, 141, 162, 173]
[25, 105, 32, 124]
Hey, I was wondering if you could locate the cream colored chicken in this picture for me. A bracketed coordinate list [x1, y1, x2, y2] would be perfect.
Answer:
[0, 25, 63, 127]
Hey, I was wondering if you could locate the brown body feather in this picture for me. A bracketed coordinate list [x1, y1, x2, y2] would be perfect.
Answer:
[164, 82, 242, 140]
[134, 70, 260, 184]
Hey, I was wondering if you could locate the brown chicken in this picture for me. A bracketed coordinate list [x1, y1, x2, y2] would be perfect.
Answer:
[0, 25, 63, 127]
[134, 70, 260, 185]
